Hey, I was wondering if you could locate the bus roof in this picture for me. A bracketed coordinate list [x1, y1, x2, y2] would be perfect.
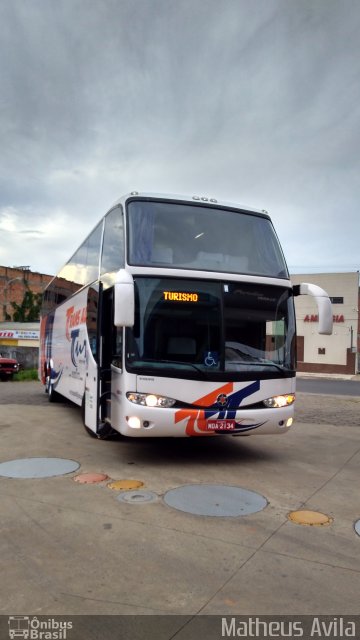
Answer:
[110, 192, 271, 219]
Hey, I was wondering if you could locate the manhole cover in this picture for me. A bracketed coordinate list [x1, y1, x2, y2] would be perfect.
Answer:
[117, 491, 158, 504]
[163, 484, 267, 517]
[107, 479, 144, 491]
[0, 457, 80, 478]
[74, 472, 109, 484]
[355, 519, 360, 537]
[288, 510, 332, 526]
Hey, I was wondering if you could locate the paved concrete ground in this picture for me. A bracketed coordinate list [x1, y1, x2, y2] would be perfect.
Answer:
[0, 381, 359, 616]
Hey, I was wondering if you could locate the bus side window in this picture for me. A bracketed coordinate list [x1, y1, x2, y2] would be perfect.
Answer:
[101, 206, 124, 274]
[86, 222, 103, 283]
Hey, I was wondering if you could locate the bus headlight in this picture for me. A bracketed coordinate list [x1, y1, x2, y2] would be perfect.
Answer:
[126, 392, 176, 408]
[263, 394, 295, 408]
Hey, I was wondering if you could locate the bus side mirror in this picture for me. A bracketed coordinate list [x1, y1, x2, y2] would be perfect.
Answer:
[293, 283, 333, 335]
[114, 270, 135, 327]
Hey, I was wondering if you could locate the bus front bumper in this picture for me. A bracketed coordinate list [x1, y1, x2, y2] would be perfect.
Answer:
[113, 401, 295, 437]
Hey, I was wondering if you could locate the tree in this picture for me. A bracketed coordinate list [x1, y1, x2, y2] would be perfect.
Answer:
[11, 290, 42, 322]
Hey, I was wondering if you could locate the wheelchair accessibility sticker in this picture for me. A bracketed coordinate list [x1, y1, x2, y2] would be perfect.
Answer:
[204, 351, 219, 367]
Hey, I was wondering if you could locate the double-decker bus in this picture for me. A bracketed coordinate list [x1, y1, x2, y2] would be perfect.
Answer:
[40, 193, 332, 439]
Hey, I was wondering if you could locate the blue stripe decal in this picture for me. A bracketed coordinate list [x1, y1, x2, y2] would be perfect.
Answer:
[204, 380, 260, 420]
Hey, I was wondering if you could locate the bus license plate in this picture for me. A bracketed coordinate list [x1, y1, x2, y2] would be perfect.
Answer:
[206, 419, 236, 431]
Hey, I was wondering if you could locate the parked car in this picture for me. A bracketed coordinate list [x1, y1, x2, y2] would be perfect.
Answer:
[0, 354, 20, 380]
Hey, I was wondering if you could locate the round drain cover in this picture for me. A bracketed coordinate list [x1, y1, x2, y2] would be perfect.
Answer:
[355, 519, 360, 536]
[164, 484, 267, 517]
[107, 479, 144, 491]
[74, 472, 108, 484]
[0, 457, 80, 478]
[117, 491, 158, 504]
[288, 510, 332, 526]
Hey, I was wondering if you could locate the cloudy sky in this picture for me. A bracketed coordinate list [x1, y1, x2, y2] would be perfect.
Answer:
[0, 0, 359, 277]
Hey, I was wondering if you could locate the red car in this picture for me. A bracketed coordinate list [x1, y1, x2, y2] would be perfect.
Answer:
[0, 355, 20, 380]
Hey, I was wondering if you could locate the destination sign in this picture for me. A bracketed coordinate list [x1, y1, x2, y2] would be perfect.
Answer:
[163, 291, 199, 302]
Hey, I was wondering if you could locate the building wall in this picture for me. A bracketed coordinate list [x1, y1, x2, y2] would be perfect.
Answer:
[291, 272, 359, 375]
[0, 266, 52, 369]
[0, 322, 40, 369]
[0, 345, 39, 369]
[0, 265, 53, 322]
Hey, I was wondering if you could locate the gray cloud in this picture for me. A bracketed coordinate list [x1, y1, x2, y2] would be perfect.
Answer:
[0, 0, 359, 274]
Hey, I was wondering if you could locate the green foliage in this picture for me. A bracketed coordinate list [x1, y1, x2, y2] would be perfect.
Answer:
[11, 289, 42, 322]
[13, 368, 39, 381]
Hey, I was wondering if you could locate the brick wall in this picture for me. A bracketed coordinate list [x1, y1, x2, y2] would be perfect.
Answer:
[0, 266, 53, 322]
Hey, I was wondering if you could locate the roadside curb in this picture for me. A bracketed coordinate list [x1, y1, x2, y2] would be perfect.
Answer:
[296, 372, 360, 382]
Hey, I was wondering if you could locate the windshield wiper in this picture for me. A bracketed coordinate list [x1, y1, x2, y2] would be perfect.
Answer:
[131, 357, 209, 379]
[159, 360, 209, 378]
[255, 361, 286, 372]
[227, 360, 286, 373]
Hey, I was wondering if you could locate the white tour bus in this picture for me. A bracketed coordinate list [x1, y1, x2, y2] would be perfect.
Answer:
[40, 192, 332, 439]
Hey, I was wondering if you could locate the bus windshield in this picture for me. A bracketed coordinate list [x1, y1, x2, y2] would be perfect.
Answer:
[127, 200, 288, 278]
[126, 278, 296, 380]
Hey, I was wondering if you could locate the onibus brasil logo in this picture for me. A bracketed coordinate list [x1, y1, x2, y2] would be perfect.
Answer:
[8, 616, 73, 639]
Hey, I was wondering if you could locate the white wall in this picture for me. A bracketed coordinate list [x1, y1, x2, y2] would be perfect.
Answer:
[291, 272, 359, 367]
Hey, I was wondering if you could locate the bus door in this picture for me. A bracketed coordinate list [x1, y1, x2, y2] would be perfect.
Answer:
[84, 284, 101, 433]
[99, 287, 116, 428]
[85, 284, 118, 435]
